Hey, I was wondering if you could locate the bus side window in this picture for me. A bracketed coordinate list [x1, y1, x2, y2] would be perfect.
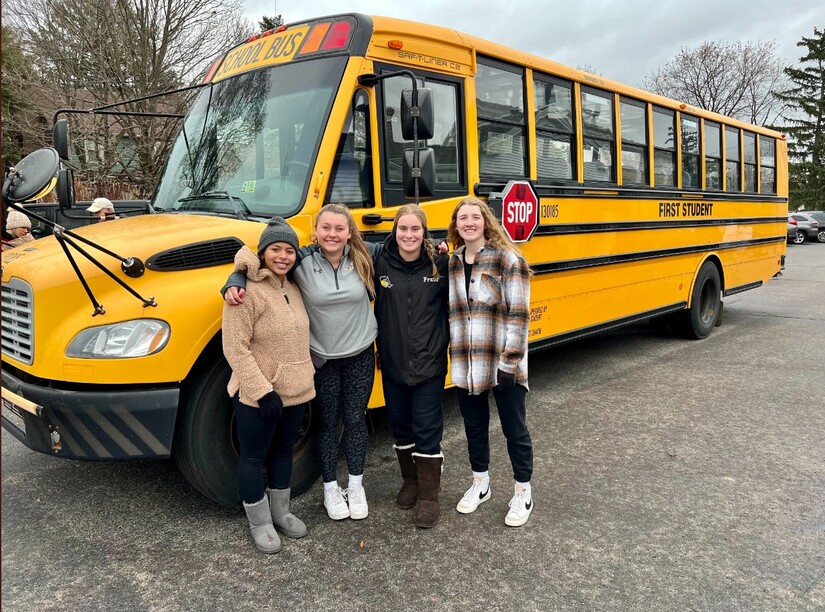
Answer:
[325, 90, 373, 207]
[477, 58, 527, 180]
[376, 66, 466, 207]
[581, 87, 615, 183]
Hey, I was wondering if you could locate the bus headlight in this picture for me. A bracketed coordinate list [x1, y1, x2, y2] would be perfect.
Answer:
[66, 319, 171, 358]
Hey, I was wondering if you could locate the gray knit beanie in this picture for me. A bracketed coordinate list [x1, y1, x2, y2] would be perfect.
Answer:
[257, 216, 299, 254]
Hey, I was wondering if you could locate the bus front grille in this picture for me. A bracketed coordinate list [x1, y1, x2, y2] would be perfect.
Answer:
[145, 238, 244, 271]
[1, 278, 34, 365]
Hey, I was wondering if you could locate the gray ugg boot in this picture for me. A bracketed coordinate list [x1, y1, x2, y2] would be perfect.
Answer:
[243, 496, 282, 554]
[267, 488, 308, 538]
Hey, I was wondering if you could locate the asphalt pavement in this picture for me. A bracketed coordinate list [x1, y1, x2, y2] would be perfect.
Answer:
[2, 243, 824, 612]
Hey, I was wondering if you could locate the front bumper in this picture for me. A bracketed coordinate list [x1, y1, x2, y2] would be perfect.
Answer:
[1, 367, 179, 460]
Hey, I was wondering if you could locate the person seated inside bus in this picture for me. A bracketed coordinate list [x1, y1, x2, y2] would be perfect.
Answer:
[87, 197, 117, 222]
[2, 209, 35, 251]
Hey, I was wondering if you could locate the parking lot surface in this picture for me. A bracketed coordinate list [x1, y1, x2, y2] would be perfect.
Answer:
[2, 245, 824, 611]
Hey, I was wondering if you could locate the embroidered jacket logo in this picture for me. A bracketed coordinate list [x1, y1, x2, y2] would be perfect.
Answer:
[379, 275, 393, 289]
[423, 276, 440, 283]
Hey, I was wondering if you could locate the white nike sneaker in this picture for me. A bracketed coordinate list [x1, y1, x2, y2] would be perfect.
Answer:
[346, 485, 369, 520]
[504, 484, 533, 527]
[456, 476, 491, 514]
[324, 486, 350, 520]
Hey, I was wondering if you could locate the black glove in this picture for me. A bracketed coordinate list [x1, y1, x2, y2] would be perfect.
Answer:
[257, 391, 283, 422]
[497, 369, 516, 389]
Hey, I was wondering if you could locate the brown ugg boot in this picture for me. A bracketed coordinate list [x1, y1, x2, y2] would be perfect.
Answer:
[413, 453, 443, 529]
[394, 444, 418, 509]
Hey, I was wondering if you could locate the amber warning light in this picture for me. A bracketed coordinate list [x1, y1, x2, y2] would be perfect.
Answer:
[297, 20, 353, 56]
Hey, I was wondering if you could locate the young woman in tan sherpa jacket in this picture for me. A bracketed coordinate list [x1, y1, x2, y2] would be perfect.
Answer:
[222, 216, 315, 555]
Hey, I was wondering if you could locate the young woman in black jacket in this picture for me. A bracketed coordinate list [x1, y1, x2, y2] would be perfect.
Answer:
[373, 205, 449, 528]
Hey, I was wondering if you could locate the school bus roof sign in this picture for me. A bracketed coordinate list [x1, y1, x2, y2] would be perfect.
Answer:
[211, 25, 312, 82]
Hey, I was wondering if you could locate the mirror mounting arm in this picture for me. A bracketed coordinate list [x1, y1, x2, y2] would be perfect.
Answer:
[358, 70, 422, 204]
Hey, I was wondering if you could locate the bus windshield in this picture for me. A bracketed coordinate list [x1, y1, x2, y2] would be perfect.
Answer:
[153, 56, 347, 218]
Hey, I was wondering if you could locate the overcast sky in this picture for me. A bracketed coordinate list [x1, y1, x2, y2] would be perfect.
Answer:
[243, 0, 824, 87]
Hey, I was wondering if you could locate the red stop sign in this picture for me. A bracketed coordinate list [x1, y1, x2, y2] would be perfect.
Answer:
[500, 180, 539, 243]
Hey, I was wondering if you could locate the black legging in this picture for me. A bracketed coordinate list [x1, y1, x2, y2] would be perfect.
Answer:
[233, 395, 306, 504]
[313, 345, 375, 482]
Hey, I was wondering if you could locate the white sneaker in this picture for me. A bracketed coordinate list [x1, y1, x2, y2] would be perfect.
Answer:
[324, 486, 350, 520]
[456, 476, 491, 514]
[346, 485, 369, 520]
[505, 484, 533, 527]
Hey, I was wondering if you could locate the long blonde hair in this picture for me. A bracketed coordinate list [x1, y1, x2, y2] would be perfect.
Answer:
[392, 204, 439, 279]
[447, 197, 519, 253]
[314, 203, 375, 297]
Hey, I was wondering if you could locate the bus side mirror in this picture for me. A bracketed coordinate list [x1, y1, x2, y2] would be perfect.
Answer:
[400, 88, 434, 141]
[54, 119, 71, 161]
[56, 168, 75, 210]
[2, 147, 60, 204]
[403, 148, 435, 198]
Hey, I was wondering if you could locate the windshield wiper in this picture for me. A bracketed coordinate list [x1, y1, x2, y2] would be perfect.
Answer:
[177, 190, 251, 220]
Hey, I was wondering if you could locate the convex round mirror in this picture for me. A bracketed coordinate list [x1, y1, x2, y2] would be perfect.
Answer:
[3, 147, 60, 203]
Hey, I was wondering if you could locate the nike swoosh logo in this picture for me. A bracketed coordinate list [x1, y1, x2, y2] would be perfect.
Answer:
[479, 489, 489, 500]
[525, 500, 532, 510]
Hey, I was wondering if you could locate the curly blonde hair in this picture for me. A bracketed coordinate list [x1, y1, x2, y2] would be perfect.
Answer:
[447, 197, 518, 253]
[392, 204, 439, 279]
[313, 203, 375, 297]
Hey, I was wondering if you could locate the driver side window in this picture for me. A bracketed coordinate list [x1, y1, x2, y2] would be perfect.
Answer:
[325, 90, 373, 208]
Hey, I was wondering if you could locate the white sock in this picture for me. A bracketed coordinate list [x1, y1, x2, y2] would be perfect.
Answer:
[516, 481, 531, 498]
[348, 474, 363, 489]
[323, 480, 339, 493]
[472, 470, 489, 484]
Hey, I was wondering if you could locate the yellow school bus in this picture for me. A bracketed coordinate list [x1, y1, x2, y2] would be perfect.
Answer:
[1, 13, 787, 507]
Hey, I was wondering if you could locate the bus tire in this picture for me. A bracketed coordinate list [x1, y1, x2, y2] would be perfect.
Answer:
[674, 261, 721, 340]
[173, 358, 321, 508]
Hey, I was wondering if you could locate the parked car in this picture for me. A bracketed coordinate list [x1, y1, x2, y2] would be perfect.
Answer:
[789, 212, 820, 243]
[804, 211, 825, 243]
[787, 217, 801, 243]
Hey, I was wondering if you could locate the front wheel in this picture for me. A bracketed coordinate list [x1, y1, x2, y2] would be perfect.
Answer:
[673, 261, 722, 339]
[817, 230, 825, 244]
[793, 231, 806, 245]
[173, 358, 321, 508]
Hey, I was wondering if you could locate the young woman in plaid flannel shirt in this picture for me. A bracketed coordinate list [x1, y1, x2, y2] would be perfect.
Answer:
[447, 197, 535, 527]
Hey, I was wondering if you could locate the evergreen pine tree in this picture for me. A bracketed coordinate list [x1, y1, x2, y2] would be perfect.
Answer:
[259, 15, 284, 32]
[775, 26, 825, 210]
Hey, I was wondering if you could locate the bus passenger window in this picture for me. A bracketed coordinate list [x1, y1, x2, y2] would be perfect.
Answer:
[652, 107, 675, 187]
[325, 90, 372, 207]
[743, 131, 757, 192]
[620, 98, 648, 185]
[535, 76, 575, 182]
[477, 58, 527, 179]
[725, 126, 741, 192]
[759, 135, 776, 194]
[581, 88, 614, 182]
[681, 116, 700, 189]
[705, 121, 722, 190]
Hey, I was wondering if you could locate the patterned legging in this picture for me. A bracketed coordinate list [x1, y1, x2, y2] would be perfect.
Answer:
[314, 345, 375, 482]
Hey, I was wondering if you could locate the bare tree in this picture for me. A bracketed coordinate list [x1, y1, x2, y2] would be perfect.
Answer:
[5, 0, 254, 197]
[644, 41, 788, 126]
